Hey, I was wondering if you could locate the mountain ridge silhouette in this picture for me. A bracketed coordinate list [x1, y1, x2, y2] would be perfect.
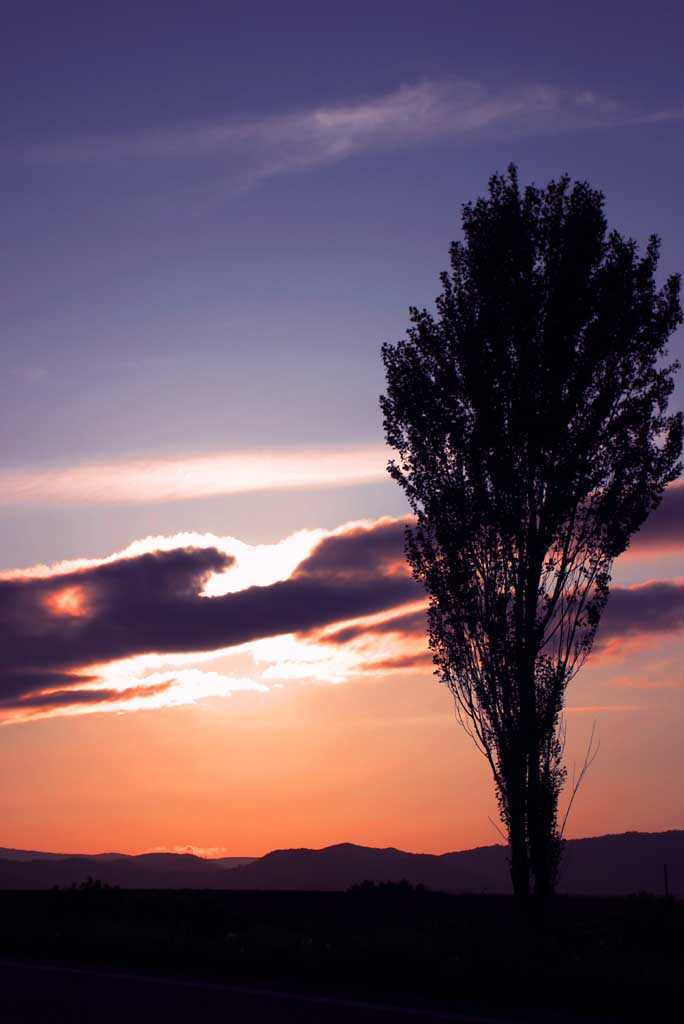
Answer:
[0, 829, 681, 894]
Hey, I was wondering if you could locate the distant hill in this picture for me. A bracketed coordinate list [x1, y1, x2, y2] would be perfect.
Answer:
[223, 842, 507, 893]
[0, 852, 255, 890]
[0, 847, 144, 863]
[0, 848, 254, 868]
[222, 831, 683, 896]
[0, 831, 680, 895]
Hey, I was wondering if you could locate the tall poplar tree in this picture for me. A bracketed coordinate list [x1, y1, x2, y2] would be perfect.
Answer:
[381, 166, 682, 904]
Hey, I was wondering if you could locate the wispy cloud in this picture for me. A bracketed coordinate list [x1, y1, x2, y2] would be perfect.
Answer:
[609, 673, 682, 691]
[0, 668, 267, 726]
[0, 445, 387, 508]
[565, 705, 641, 714]
[9, 79, 684, 189]
[5, 446, 678, 522]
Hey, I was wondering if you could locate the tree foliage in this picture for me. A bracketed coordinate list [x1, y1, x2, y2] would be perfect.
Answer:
[381, 166, 682, 902]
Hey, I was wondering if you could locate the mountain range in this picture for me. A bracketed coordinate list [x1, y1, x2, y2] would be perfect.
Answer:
[0, 830, 680, 895]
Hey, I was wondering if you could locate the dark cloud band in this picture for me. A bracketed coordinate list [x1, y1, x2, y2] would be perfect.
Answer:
[599, 579, 684, 641]
[628, 482, 684, 553]
[1, 503, 682, 716]
[0, 521, 418, 709]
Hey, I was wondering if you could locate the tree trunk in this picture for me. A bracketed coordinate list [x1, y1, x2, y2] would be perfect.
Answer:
[509, 826, 530, 901]
[507, 778, 530, 901]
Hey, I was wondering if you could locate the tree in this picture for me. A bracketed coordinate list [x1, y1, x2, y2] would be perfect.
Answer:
[381, 166, 682, 907]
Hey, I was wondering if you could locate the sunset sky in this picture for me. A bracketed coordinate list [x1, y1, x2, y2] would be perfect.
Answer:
[2, 0, 683, 858]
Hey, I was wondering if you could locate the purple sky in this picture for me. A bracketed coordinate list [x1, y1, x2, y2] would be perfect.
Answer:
[2, 0, 683, 564]
[1, 1, 683, 854]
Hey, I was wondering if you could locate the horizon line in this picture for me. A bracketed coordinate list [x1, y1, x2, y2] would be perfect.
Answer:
[3, 826, 681, 863]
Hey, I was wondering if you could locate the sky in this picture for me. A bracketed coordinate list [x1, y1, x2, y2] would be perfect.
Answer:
[1, 0, 683, 857]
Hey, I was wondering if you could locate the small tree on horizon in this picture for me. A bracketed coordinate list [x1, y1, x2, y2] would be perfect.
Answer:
[381, 166, 682, 907]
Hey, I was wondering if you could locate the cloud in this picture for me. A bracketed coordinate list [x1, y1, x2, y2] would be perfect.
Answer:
[609, 674, 682, 691]
[318, 606, 427, 646]
[3, 510, 683, 724]
[564, 705, 641, 714]
[597, 578, 684, 647]
[0, 518, 418, 719]
[0, 669, 267, 726]
[358, 652, 433, 673]
[0, 446, 387, 509]
[3, 449, 676, 538]
[625, 481, 684, 555]
[252, 597, 429, 685]
[8, 79, 684, 189]
[1, 681, 174, 710]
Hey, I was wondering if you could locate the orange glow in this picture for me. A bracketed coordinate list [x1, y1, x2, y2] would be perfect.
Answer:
[0, 520, 682, 856]
[45, 585, 88, 618]
[1, 653, 682, 857]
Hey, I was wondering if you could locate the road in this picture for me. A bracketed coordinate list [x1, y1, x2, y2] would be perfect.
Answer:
[0, 959, 525, 1023]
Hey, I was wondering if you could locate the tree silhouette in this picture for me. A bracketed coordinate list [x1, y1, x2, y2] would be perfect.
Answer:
[381, 166, 682, 907]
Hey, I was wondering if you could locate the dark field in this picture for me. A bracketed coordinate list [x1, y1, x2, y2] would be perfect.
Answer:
[0, 884, 682, 1021]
